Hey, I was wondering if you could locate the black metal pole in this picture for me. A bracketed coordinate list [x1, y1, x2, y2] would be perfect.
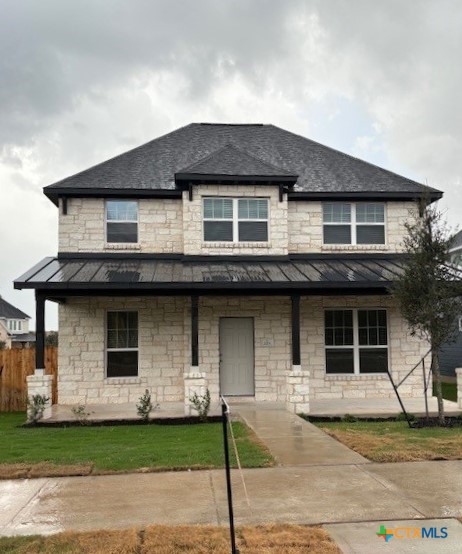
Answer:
[221, 401, 238, 554]
[422, 358, 429, 420]
[35, 291, 45, 372]
[386, 370, 412, 428]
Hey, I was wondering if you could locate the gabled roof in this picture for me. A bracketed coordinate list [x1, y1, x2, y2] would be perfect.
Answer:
[174, 143, 297, 184]
[450, 230, 462, 252]
[0, 296, 30, 319]
[44, 123, 442, 203]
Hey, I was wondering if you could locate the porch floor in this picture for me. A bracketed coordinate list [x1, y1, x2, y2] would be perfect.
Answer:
[309, 396, 460, 418]
[46, 395, 460, 422]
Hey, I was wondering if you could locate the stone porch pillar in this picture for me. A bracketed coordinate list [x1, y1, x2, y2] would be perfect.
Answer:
[456, 368, 462, 409]
[27, 291, 52, 421]
[184, 295, 207, 415]
[286, 294, 310, 414]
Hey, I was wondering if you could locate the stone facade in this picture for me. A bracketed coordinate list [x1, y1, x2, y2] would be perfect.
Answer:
[57, 295, 426, 408]
[288, 200, 418, 253]
[58, 195, 416, 255]
[59, 198, 183, 253]
[182, 185, 288, 255]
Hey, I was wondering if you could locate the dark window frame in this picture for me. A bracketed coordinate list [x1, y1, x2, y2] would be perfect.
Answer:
[325, 308, 389, 375]
[203, 197, 269, 243]
[323, 202, 386, 245]
[106, 200, 139, 244]
[106, 310, 139, 378]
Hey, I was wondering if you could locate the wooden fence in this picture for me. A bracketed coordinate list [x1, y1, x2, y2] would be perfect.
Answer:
[0, 347, 57, 411]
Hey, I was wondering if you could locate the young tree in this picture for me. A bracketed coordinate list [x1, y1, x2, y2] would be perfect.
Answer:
[393, 200, 462, 424]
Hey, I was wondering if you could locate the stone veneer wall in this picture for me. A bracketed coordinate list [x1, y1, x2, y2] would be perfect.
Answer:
[58, 198, 183, 253]
[303, 296, 427, 400]
[58, 297, 186, 404]
[58, 295, 427, 406]
[182, 185, 288, 255]
[288, 200, 418, 253]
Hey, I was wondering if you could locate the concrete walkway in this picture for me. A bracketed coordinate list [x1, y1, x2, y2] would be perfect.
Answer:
[325, 518, 462, 553]
[233, 402, 368, 466]
[1, 461, 462, 537]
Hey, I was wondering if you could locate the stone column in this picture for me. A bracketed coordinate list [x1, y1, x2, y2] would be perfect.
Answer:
[286, 366, 310, 414]
[456, 368, 462, 409]
[184, 370, 207, 416]
[26, 374, 53, 421]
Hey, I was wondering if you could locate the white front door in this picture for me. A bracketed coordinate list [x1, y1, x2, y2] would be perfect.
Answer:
[219, 317, 255, 396]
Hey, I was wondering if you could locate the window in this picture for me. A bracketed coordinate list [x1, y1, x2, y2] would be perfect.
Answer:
[325, 309, 388, 374]
[106, 200, 138, 243]
[203, 198, 268, 242]
[323, 203, 385, 245]
[106, 311, 138, 377]
[7, 320, 18, 332]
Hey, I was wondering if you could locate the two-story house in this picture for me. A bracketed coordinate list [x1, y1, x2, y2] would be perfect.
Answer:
[0, 296, 34, 349]
[15, 123, 443, 415]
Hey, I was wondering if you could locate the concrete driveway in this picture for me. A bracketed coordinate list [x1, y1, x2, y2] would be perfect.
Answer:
[1, 461, 461, 537]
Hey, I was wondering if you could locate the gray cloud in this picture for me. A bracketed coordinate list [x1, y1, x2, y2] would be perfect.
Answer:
[1, 0, 461, 328]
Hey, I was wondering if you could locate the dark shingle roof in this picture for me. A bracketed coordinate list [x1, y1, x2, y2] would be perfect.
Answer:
[0, 296, 30, 319]
[175, 143, 297, 181]
[44, 122, 441, 198]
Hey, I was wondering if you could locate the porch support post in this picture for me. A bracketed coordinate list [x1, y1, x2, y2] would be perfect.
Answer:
[184, 295, 206, 416]
[286, 294, 310, 414]
[456, 368, 462, 409]
[291, 294, 301, 366]
[191, 295, 199, 367]
[35, 290, 46, 374]
[27, 290, 52, 421]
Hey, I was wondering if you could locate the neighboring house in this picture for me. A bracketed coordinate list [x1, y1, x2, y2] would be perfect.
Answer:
[15, 123, 445, 413]
[440, 229, 462, 379]
[0, 295, 34, 348]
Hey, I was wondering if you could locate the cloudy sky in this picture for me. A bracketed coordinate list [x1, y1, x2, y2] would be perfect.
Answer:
[1, 0, 461, 330]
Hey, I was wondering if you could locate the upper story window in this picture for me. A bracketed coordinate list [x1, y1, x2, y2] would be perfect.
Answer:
[203, 198, 269, 242]
[323, 203, 385, 245]
[7, 320, 21, 332]
[325, 309, 388, 374]
[106, 200, 138, 243]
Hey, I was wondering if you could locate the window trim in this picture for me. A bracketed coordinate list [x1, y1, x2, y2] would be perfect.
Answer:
[322, 202, 387, 245]
[324, 308, 389, 375]
[105, 309, 139, 378]
[105, 200, 139, 245]
[202, 197, 270, 243]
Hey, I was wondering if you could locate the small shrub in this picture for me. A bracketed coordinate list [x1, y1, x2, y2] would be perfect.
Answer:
[26, 394, 49, 423]
[189, 388, 211, 422]
[342, 413, 358, 423]
[71, 404, 92, 425]
[137, 389, 158, 422]
[396, 412, 416, 422]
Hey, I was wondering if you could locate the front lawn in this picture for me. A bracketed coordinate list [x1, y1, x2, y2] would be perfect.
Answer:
[0, 413, 273, 478]
[435, 382, 457, 402]
[313, 419, 462, 462]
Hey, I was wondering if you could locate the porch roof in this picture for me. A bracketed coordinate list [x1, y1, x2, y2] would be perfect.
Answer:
[14, 254, 408, 295]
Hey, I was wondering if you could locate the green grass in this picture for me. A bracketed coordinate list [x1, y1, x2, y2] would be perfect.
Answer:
[434, 382, 457, 402]
[314, 419, 462, 462]
[0, 413, 273, 474]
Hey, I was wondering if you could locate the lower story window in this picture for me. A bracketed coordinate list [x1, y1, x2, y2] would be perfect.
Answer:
[106, 311, 138, 377]
[325, 309, 388, 374]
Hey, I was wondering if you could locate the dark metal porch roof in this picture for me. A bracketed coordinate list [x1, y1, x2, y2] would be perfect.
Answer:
[14, 254, 409, 295]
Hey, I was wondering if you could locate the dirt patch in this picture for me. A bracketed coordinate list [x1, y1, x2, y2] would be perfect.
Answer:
[0, 524, 340, 554]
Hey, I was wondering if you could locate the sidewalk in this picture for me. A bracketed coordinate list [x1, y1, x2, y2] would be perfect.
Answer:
[1, 461, 462, 537]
